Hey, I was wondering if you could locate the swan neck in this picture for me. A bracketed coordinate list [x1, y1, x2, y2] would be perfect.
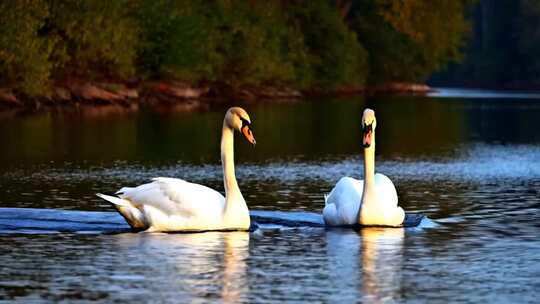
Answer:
[221, 122, 240, 198]
[359, 134, 376, 224]
[220, 119, 250, 229]
[363, 136, 375, 186]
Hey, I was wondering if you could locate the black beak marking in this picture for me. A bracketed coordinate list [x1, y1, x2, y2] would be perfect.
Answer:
[240, 117, 254, 134]
[362, 123, 372, 148]
[363, 123, 373, 134]
[240, 117, 251, 129]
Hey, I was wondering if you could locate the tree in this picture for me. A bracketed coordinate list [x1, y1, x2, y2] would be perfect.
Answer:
[46, 0, 139, 80]
[0, 0, 52, 95]
[352, 0, 473, 83]
[290, 0, 368, 87]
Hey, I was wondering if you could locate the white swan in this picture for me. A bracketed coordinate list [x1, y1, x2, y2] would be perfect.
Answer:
[96, 107, 256, 232]
[323, 108, 405, 227]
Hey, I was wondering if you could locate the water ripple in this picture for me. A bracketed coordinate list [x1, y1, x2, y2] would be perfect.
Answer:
[3, 144, 538, 185]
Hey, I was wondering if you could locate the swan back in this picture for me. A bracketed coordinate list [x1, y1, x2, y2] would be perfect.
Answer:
[114, 178, 227, 231]
[118, 178, 224, 217]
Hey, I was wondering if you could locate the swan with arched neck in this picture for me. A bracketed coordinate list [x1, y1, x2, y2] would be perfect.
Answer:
[96, 107, 256, 232]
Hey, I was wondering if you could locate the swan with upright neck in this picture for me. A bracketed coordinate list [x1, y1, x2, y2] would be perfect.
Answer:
[323, 108, 405, 227]
[96, 107, 256, 232]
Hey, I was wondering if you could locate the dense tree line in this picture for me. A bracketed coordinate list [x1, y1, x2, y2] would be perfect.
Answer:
[431, 0, 540, 87]
[0, 0, 473, 96]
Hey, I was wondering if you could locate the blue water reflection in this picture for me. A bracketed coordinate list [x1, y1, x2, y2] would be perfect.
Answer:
[0, 90, 539, 302]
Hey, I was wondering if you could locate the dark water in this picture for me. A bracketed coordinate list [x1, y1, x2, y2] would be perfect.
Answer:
[0, 89, 539, 302]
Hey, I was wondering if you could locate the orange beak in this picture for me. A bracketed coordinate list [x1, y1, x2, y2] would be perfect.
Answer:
[241, 126, 256, 145]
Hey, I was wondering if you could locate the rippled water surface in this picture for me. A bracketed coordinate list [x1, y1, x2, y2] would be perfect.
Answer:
[1, 89, 539, 302]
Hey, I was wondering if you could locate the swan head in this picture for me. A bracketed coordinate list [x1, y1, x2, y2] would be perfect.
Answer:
[225, 107, 256, 145]
[361, 108, 376, 148]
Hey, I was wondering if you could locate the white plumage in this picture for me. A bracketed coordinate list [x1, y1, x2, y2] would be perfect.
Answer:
[98, 178, 227, 232]
[96, 107, 256, 232]
[323, 108, 405, 227]
[323, 174, 403, 226]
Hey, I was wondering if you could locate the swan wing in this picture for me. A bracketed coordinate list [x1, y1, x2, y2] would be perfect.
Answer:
[323, 202, 339, 226]
[118, 177, 225, 221]
[370, 173, 404, 226]
[323, 177, 363, 225]
[374, 173, 398, 206]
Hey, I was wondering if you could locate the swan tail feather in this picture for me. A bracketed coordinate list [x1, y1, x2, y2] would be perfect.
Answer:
[96, 193, 149, 231]
[96, 193, 130, 207]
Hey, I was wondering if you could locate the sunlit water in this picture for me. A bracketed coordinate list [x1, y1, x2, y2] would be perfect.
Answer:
[0, 90, 539, 302]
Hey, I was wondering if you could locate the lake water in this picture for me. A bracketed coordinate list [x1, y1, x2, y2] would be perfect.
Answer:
[0, 88, 539, 302]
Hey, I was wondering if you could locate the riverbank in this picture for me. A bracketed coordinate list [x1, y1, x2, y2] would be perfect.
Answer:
[0, 80, 432, 112]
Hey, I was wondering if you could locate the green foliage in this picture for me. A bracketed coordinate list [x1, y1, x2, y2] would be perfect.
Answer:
[352, 0, 472, 83]
[0, 0, 477, 96]
[137, 1, 306, 87]
[47, 0, 139, 79]
[136, 1, 218, 82]
[0, 0, 138, 95]
[291, 1, 368, 87]
[209, 1, 305, 87]
[0, 0, 52, 95]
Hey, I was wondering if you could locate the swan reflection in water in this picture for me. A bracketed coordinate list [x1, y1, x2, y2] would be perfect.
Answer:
[326, 227, 404, 303]
[111, 231, 249, 303]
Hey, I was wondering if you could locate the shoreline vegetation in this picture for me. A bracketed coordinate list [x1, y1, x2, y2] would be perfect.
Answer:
[0, 80, 432, 111]
[1, 0, 473, 112]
